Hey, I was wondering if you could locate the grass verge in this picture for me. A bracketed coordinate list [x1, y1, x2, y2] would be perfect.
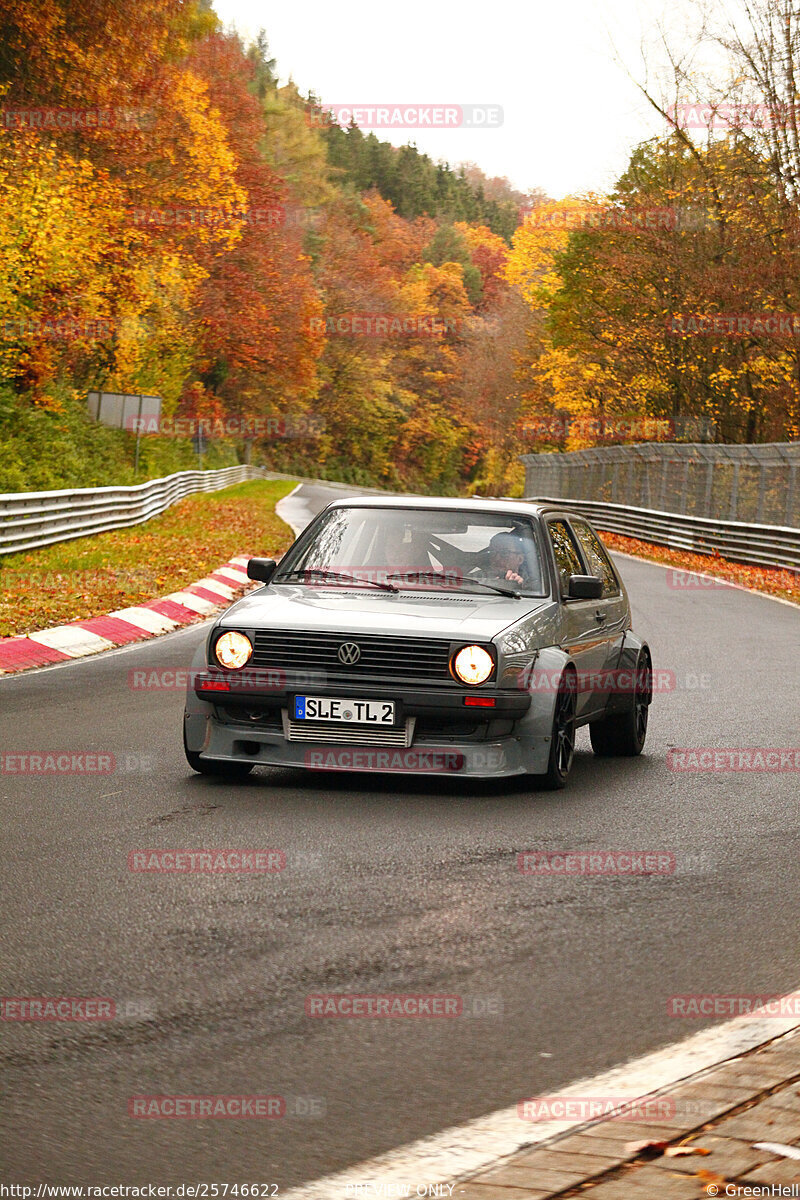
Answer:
[600, 530, 798, 605]
[0, 479, 297, 637]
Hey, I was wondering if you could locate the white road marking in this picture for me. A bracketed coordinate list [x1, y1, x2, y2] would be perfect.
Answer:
[27, 625, 114, 656]
[753, 1141, 800, 1159]
[164, 591, 217, 615]
[275, 482, 305, 537]
[108, 606, 177, 634]
[214, 568, 249, 585]
[280, 1006, 800, 1200]
[192, 577, 235, 599]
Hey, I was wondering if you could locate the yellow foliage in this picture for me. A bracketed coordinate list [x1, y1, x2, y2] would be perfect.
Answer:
[505, 196, 601, 307]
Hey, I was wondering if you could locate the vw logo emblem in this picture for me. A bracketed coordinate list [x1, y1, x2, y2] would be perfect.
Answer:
[338, 642, 361, 665]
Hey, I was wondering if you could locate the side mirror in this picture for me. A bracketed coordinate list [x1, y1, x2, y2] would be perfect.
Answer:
[247, 558, 277, 584]
[568, 574, 603, 600]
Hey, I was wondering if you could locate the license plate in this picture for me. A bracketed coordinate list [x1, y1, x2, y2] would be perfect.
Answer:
[294, 696, 395, 725]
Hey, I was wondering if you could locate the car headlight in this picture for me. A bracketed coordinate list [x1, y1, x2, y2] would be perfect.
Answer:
[453, 644, 494, 685]
[215, 631, 253, 669]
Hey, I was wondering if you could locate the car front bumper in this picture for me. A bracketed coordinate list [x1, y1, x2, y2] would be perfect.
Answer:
[196, 719, 538, 777]
[184, 672, 554, 778]
[184, 654, 566, 780]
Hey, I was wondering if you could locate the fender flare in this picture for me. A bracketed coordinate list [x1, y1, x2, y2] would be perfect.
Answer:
[518, 645, 577, 728]
[606, 633, 652, 716]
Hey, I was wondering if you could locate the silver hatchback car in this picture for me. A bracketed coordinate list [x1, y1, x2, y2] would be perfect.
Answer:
[183, 498, 652, 789]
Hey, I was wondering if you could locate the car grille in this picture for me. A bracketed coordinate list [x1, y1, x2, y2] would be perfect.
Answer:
[251, 631, 454, 684]
[283, 715, 414, 747]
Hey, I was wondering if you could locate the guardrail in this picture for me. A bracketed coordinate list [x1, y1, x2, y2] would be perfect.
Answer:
[0, 466, 264, 556]
[527, 496, 800, 573]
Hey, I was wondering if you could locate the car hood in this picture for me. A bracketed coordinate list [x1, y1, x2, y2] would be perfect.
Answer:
[218, 585, 546, 641]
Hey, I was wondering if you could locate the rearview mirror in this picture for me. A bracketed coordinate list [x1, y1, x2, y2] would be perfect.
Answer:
[568, 574, 603, 600]
[247, 558, 277, 584]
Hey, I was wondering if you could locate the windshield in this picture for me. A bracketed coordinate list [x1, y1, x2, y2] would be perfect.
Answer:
[274, 506, 547, 597]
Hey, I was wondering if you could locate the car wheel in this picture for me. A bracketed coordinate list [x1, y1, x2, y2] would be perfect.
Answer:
[541, 669, 577, 790]
[183, 728, 254, 779]
[590, 650, 652, 757]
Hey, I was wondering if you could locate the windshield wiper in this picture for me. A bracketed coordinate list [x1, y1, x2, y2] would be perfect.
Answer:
[274, 569, 399, 593]
[386, 570, 521, 599]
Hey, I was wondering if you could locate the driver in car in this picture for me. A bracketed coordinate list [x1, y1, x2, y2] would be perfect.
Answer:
[480, 531, 527, 586]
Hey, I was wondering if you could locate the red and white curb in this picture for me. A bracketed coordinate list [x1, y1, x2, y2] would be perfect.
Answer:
[0, 556, 254, 676]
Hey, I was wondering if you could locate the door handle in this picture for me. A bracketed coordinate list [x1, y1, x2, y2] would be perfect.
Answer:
[594, 610, 607, 622]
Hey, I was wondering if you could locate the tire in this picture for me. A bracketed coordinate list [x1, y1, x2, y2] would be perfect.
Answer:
[590, 651, 652, 757]
[540, 669, 577, 790]
[183, 728, 253, 779]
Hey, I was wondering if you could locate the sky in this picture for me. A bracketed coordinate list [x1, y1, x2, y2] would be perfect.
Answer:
[211, 0, 717, 198]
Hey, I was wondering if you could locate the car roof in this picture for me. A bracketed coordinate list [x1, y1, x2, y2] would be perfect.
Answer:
[325, 495, 560, 518]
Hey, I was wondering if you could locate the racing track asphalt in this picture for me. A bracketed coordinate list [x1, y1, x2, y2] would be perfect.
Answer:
[1, 482, 798, 1187]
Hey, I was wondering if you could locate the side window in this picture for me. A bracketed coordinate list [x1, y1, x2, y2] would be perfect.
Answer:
[571, 520, 620, 597]
[547, 520, 584, 596]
